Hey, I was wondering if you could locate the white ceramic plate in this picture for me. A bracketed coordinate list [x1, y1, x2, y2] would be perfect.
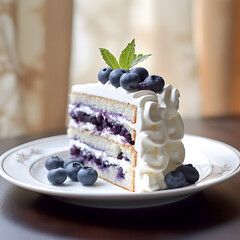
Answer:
[0, 134, 239, 209]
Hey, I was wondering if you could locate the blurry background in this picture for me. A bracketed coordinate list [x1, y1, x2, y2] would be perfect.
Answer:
[0, 0, 239, 138]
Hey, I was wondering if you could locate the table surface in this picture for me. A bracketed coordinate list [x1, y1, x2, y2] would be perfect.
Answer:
[0, 116, 240, 240]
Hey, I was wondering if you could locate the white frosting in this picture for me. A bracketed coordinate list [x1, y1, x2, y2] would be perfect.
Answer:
[70, 82, 185, 192]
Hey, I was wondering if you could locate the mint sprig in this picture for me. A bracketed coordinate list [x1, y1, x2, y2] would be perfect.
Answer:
[99, 48, 120, 69]
[130, 53, 152, 68]
[99, 39, 151, 69]
[119, 39, 136, 69]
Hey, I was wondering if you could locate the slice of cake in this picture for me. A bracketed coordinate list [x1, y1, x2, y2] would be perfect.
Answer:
[67, 39, 185, 192]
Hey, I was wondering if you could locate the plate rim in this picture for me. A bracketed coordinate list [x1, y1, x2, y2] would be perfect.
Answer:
[0, 134, 240, 201]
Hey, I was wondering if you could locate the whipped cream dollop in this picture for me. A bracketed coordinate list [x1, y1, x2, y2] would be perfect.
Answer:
[71, 82, 185, 192]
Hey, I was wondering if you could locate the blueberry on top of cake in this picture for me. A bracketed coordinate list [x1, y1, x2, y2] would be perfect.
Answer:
[67, 39, 185, 192]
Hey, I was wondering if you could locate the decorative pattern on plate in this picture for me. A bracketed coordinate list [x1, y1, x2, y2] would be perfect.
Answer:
[207, 164, 234, 180]
[16, 149, 44, 165]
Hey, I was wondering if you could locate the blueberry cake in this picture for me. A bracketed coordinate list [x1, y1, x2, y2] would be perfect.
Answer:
[67, 40, 185, 192]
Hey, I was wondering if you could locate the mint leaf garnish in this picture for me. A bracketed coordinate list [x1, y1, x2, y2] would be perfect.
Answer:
[119, 39, 136, 69]
[99, 39, 151, 69]
[130, 54, 152, 68]
[99, 48, 120, 69]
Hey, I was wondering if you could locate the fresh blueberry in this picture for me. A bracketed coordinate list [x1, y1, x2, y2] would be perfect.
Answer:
[109, 68, 128, 88]
[47, 168, 67, 185]
[98, 66, 112, 84]
[120, 72, 141, 91]
[142, 75, 165, 92]
[77, 167, 98, 186]
[63, 157, 84, 168]
[45, 156, 64, 170]
[138, 82, 151, 90]
[130, 67, 149, 82]
[165, 170, 186, 189]
[65, 162, 84, 181]
[176, 164, 199, 184]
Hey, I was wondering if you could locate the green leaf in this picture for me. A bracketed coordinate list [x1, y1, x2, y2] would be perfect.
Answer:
[130, 54, 152, 68]
[119, 39, 136, 69]
[99, 39, 152, 70]
[99, 48, 120, 69]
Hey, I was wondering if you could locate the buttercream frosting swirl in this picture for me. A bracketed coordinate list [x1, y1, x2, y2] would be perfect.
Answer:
[132, 85, 184, 192]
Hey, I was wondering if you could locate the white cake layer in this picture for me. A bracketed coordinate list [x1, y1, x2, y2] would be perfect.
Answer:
[70, 138, 135, 191]
[70, 91, 137, 123]
[83, 161, 135, 192]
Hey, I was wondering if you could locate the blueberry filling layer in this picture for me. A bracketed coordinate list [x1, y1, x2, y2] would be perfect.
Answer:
[70, 145, 125, 180]
[71, 140, 131, 162]
[70, 103, 128, 121]
[69, 105, 135, 145]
